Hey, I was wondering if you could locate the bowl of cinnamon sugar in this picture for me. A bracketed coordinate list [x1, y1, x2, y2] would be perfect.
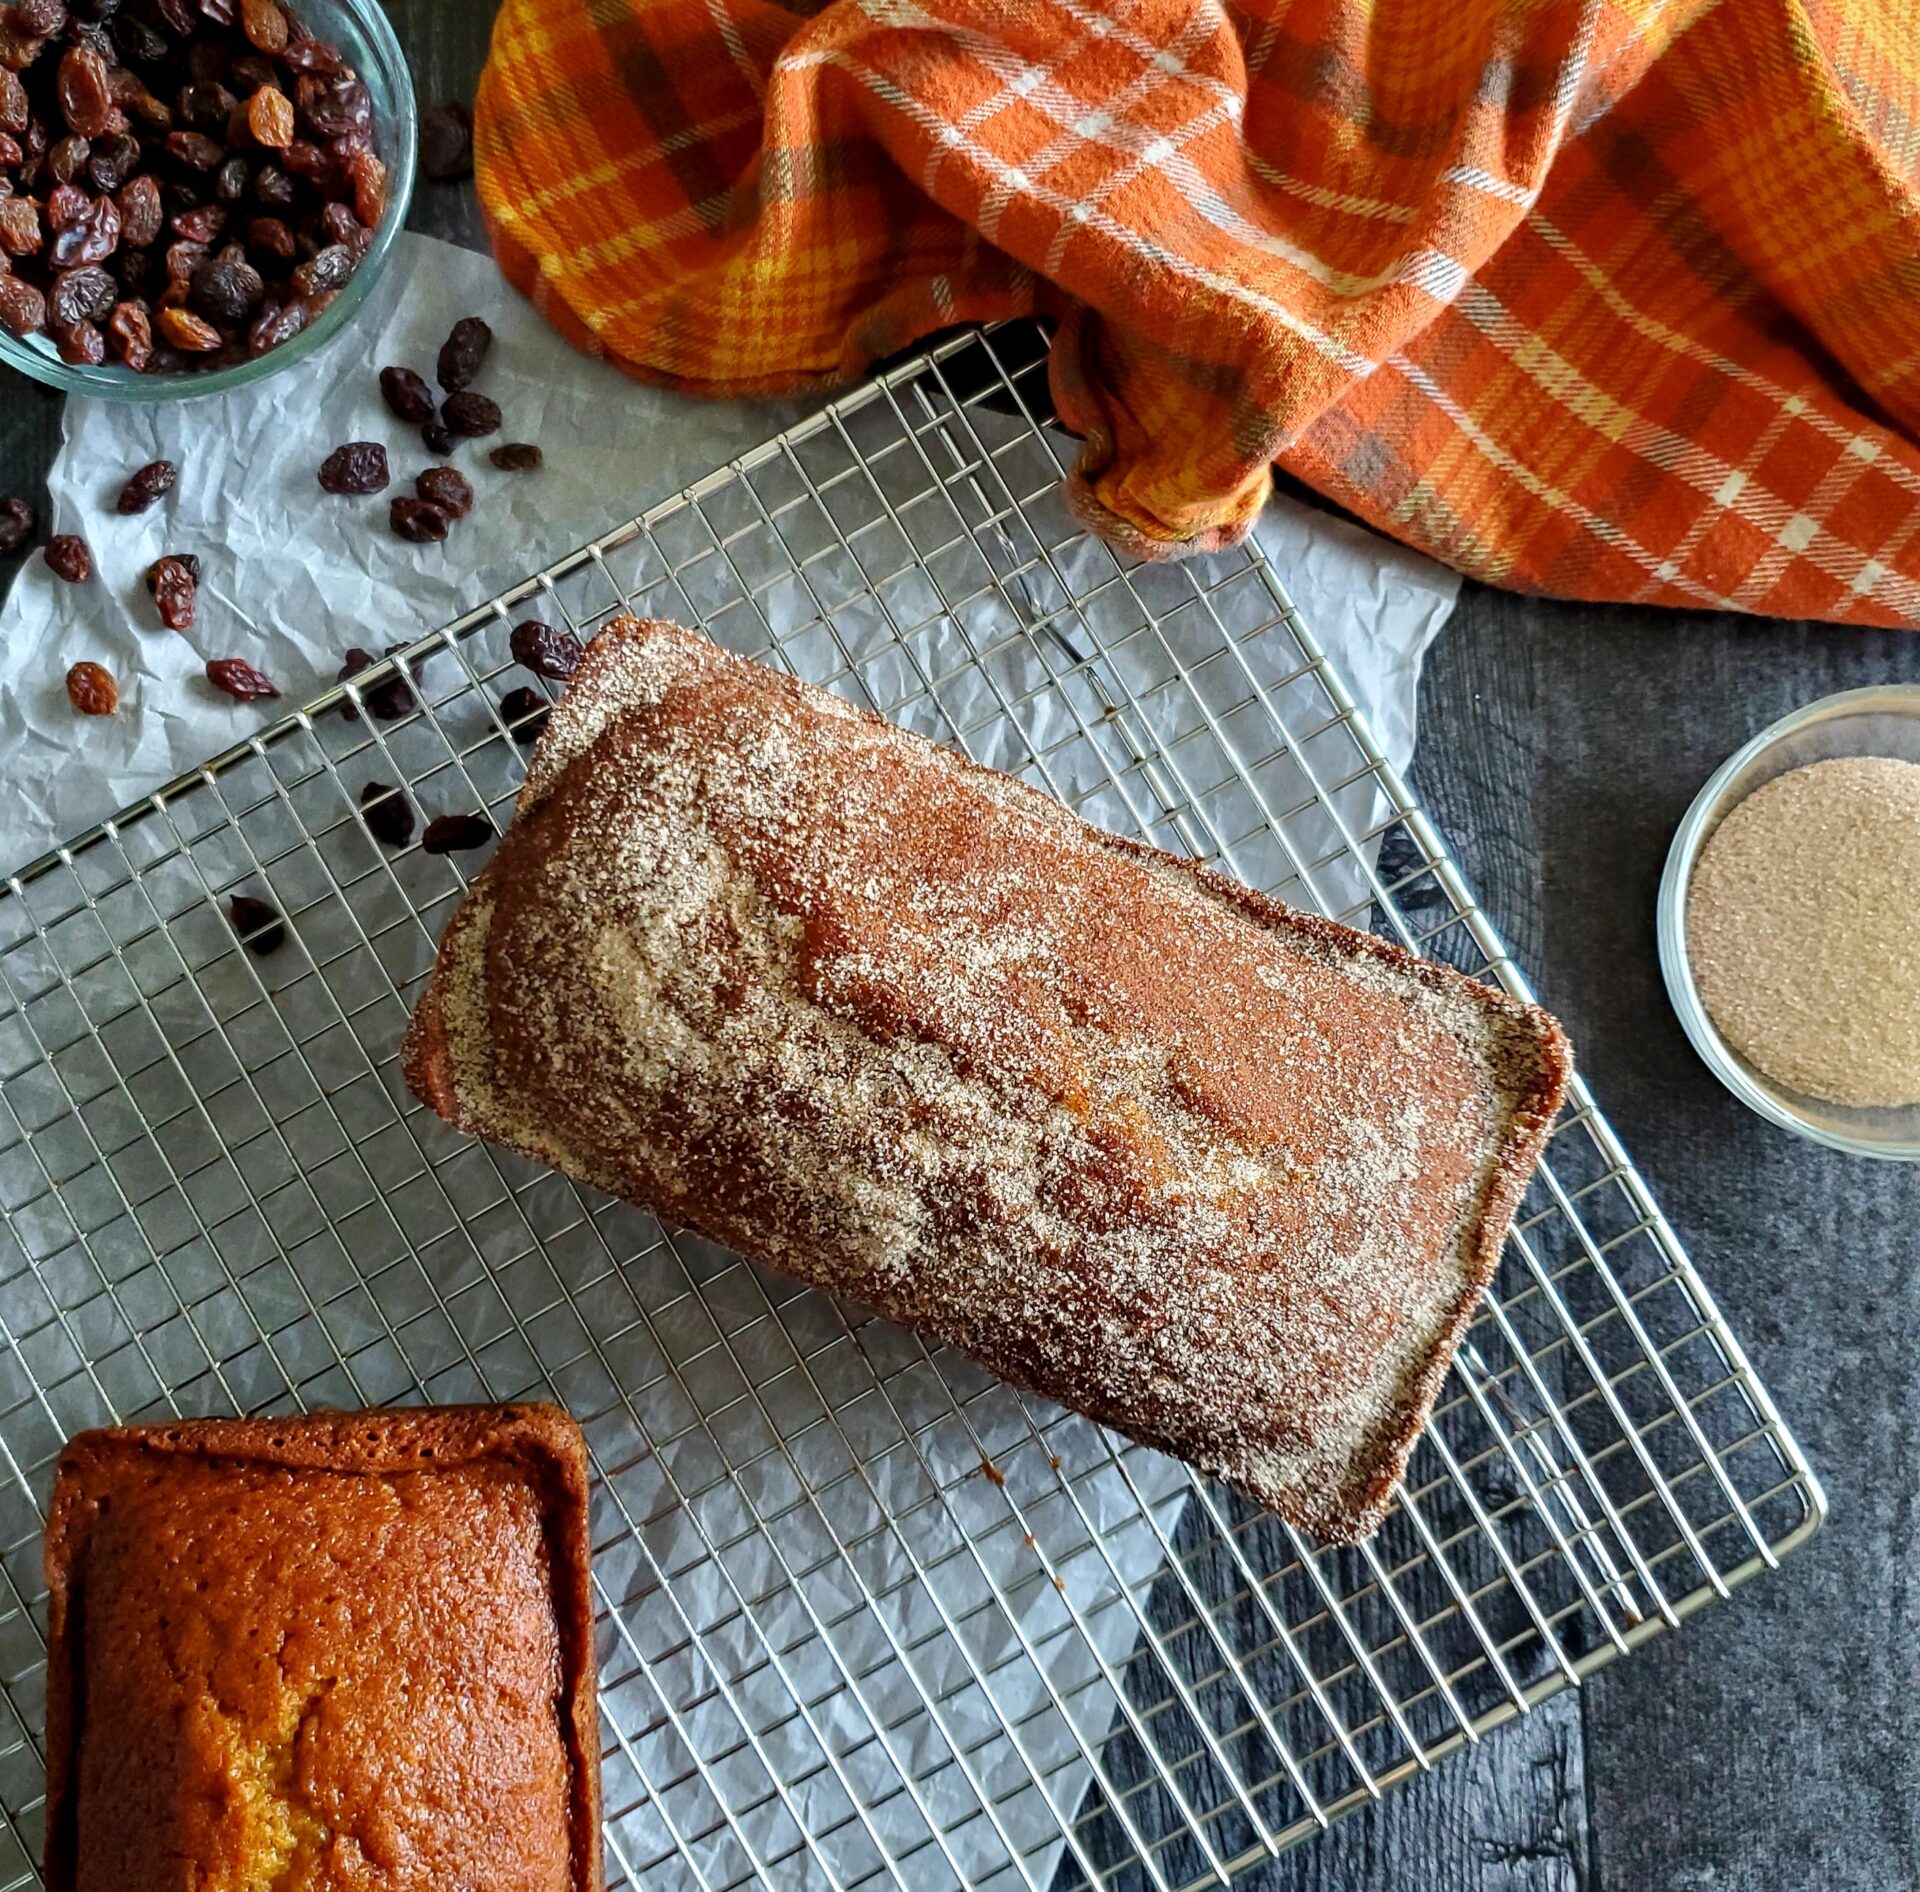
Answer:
[1660, 684, 1920, 1160]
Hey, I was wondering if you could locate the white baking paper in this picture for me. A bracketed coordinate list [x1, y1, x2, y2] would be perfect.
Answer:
[0, 230, 1458, 1885]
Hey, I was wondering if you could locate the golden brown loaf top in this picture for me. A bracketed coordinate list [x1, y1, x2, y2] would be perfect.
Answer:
[42, 1405, 599, 1892]
[405, 618, 1571, 1541]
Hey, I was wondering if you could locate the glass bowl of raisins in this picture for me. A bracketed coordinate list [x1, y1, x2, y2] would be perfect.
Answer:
[0, 0, 416, 401]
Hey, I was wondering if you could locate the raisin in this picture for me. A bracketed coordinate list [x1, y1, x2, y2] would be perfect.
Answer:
[0, 130, 19, 163]
[153, 0, 194, 27]
[0, 194, 39, 255]
[245, 83, 291, 149]
[145, 552, 197, 627]
[86, 128, 137, 190]
[190, 245, 261, 320]
[105, 295, 150, 365]
[199, 0, 235, 25]
[279, 136, 329, 184]
[289, 240, 349, 294]
[245, 213, 293, 261]
[0, 272, 45, 333]
[318, 198, 360, 248]
[47, 132, 88, 184]
[47, 261, 115, 325]
[490, 442, 543, 472]
[227, 893, 285, 955]
[336, 643, 416, 720]
[421, 421, 453, 457]
[359, 780, 414, 847]
[279, 25, 341, 74]
[238, 0, 283, 50]
[157, 302, 219, 349]
[56, 44, 112, 138]
[227, 51, 274, 92]
[0, 20, 43, 69]
[0, 63, 25, 133]
[510, 620, 582, 681]
[45, 182, 88, 229]
[17, 0, 68, 31]
[376, 364, 432, 422]
[415, 465, 471, 518]
[166, 128, 224, 170]
[173, 207, 230, 251]
[108, 9, 165, 60]
[295, 70, 369, 141]
[206, 656, 278, 700]
[441, 391, 501, 439]
[65, 659, 116, 714]
[177, 80, 236, 132]
[435, 314, 490, 392]
[164, 236, 207, 281]
[345, 146, 382, 227]
[317, 440, 387, 495]
[418, 99, 471, 181]
[250, 160, 293, 207]
[0, 496, 34, 554]
[500, 686, 549, 746]
[116, 173, 162, 245]
[244, 291, 302, 354]
[48, 191, 117, 266]
[44, 533, 91, 581]
[115, 458, 177, 513]
[422, 812, 493, 856]
[389, 495, 450, 543]
[213, 154, 250, 202]
[51, 315, 104, 362]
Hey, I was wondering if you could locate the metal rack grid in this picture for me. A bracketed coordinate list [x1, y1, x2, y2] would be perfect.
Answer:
[0, 321, 1821, 1892]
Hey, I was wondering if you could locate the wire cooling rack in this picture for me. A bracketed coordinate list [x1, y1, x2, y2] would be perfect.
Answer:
[0, 322, 1821, 1892]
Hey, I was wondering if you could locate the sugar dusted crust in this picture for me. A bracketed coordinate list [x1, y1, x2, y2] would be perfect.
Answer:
[43, 1404, 599, 1892]
[405, 619, 1571, 1543]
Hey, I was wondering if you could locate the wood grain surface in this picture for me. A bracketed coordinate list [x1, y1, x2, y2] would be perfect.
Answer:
[1, 4, 1909, 1888]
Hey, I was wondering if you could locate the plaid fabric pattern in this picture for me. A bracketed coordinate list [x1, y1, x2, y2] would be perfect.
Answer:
[476, 0, 1920, 624]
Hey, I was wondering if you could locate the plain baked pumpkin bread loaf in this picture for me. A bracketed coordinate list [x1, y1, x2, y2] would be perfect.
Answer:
[405, 618, 1571, 1542]
[42, 1404, 599, 1892]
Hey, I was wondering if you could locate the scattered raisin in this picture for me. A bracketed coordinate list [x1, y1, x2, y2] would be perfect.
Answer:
[336, 643, 416, 720]
[0, 496, 34, 554]
[115, 457, 176, 512]
[206, 656, 279, 700]
[435, 314, 490, 392]
[389, 495, 450, 543]
[359, 780, 414, 848]
[418, 99, 470, 181]
[500, 686, 549, 746]
[441, 390, 500, 438]
[145, 551, 197, 627]
[156, 302, 219, 349]
[420, 420, 453, 457]
[43, 532, 89, 580]
[378, 363, 432, 422]
[422, 812, 494, 856]
[511, 619, 583, 681]
[65, 658, 116, 714]
[227, 892, 285, 955]
[489, 442, 543, 473]
[415, 465, 471, 518]
[317, 440, 387, 495]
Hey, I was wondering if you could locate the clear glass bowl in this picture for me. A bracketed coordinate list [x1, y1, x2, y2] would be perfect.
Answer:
[1657, 683, 1920, 1160]
[0, 0, 416, 402]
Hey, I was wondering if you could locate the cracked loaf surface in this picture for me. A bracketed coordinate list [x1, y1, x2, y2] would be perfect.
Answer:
[42, 1405, 599, 1892]
[406, 618, 1572, 1542]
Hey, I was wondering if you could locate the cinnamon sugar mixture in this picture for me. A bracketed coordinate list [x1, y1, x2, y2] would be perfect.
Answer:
[405, 619, 1568, 1541]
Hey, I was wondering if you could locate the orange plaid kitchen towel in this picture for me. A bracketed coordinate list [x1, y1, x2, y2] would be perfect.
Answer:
[475, 0, 1920, 627]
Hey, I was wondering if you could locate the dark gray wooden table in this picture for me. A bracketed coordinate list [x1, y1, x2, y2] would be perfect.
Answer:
[3, 4, 1912, 1887]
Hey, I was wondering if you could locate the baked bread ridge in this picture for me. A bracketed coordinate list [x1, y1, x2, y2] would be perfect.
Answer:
[43, 1403, 599, 1892]
[405, 618, 1571, 1543]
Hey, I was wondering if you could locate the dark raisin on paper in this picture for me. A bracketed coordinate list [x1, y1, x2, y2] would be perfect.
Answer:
[511, 619, 582, 682]
[335, 643, 417, 721]
[418, 99, 470, 181]
[415, 465, 471, 518]
[359, 780, 414, 848]
[389, 495, 450, 543]
[378, 363, 433, 422]
[206, 656, 279, 700]
[489, 442, 542, 472]
[440, 389, 500, 438]
[420, 420, 454, 458]
[499, 686, 549, 747]
[227, 892, 286, 956]
[145, 552, 197, 629]
[422, 811, 494, 856]
[44, 532, 90, 581]
[317, 440, 387, 495]
[65, 659, 116, 714]
[435, 313, 489, 392]
[116, 457, 177, 513]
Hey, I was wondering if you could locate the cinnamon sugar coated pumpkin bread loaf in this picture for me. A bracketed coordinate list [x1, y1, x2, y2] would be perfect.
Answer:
[42, 1405, 599, 1892]
[405, 619, 1571, 1542]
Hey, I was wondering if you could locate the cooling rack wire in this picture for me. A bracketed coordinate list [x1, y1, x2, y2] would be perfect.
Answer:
[0, 321, 1821, 1892]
